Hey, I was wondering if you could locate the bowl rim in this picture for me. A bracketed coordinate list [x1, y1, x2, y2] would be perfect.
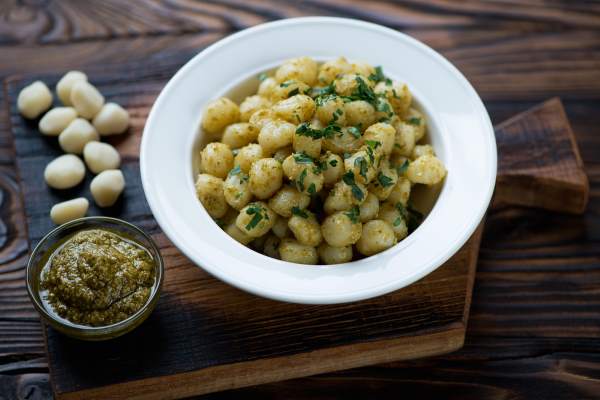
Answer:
[141, 16, 497, 304]
[26, 216, 164, 336]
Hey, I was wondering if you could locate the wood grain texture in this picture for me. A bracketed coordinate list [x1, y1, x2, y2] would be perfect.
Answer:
[4, 69, 483, 398]
[0, 0, 599, 399]
[494, 97, 589, 214]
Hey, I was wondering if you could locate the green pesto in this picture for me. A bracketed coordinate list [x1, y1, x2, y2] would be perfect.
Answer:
[40, 229, 155, 327]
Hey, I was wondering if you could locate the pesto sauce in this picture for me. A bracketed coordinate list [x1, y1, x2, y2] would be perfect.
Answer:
[40, 229, 156, 327]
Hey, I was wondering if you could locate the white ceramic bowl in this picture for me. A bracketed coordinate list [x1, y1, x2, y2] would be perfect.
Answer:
[141, 17, 497, 304]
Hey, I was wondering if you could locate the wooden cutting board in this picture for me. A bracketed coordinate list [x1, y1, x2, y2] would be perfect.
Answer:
[3, 62, 588, 400]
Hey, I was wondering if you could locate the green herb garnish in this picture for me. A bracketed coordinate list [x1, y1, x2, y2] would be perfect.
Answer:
[228, 165, 241, 177]
[280, 81, 294, 88]
[348, 126, 361, 139]
[307, 183, 317, 195]
[288, 88, 300, 97]
[393, 217, 402, 227]
[294, 153, 313, 164]
[344, 205, 360, 224]
[258, 72, 268, 82]
[245, 203, 268, 230]
[296, 168, 308, 192]
[408, 117, 421, 126]
[329, 159, 338, 167]
[368, 66, 386, 83]
[377, 172, 394, 188]
[354, 156, 368, 181]
[291, 206, 308, 218]
[396, 159, 409, 175]
[342, 171, 364, 201]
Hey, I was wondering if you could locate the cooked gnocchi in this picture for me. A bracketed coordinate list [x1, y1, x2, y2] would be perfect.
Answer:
[196, 57, 446, 264]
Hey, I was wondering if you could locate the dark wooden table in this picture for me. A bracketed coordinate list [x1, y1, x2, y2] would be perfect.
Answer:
[1, 1, 599, 399]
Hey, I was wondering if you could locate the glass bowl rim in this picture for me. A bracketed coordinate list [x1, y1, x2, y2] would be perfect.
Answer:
[26, 216, 164, 334]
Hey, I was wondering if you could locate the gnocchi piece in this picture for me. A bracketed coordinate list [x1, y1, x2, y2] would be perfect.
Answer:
[236, 201, 276, 238]
[269, 80, 312, 103]
[18, 81, 53, 119]
[315, 95, 346, 126]
[56, 71, 87, 106]
[58, 118, 99, 154]
[406, 154, 447, 185]
[321, 211, 362, 247]
[90, 169, 125, 207]
[323, 179, 367, 214]
[39, 107, 77, 136]
[317, 57, 352, 85]
[317, 243, 353, 264]
[223, 167, 252, 210]
[275, 57, 318, 86]
[268, 186, 310, 217]
[322, 126, 363, 155]
[344, 147, 379, 185]
[70, 80, 105, 119]
[50, 198, 89, 225]
[356, 220, 397, 256]
[293, 130, 322, 159]
[359, 192, 379, 222]
[392, 120, 416, 157]
[278, 238, 318, 265]
[320, 152, 344, 186]
[272, 94, 316, 123]
[374, 80, 412, 116]
[263, 234, 281, 259]
[343, 100, 376, 128]
[249, 158, 283, 199]
[288, 211, 322, 247]
[273, 146, 293, 163]
[374, 97, 395, 121]
[44, 154, 85, 189]
[258, 120, 295, 155]
[412, 144, 435, 159]
[271, 216, 290, 238]
[378, 202, 409, 240]
[334, 74, 372, 96]
[387, 176, 411, 206]
[234, 143, 263, 173]
[363, 122, 395, 156]
[83, 141, 121, 174]
[221, 123, 259, 149]
[224, 222, 253, 245]
[258, 77, 278, 99]
[293, 164, 324, 195]
[200, 142, 234, 179]
[249, 108, 276, 131]
[239, 95, 271, 122]
[201, 97, 240, 135]
[404, 108, 426, 141]
[369, 160, 398, 201]
[195, 173, 228, 218]
[92, 102, 130, 136]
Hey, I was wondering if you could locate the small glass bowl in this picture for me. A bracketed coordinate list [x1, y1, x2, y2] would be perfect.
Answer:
[26, 217, 164, 341]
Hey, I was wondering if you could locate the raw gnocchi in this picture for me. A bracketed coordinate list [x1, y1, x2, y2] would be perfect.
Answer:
[196, 57, 446, 264]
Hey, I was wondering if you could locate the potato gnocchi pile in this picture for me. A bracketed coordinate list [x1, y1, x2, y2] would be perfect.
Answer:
[196, 57, 446, 265]
[17, 72, 129, 225]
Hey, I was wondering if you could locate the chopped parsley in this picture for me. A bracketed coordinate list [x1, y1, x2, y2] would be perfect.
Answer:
[342, 171, 364, 201]
[280, 81, 294, 88]
[293, 153, 313, 164]
[365, 140, 381, 150]
[291, 206, 308, 218]
[377, 172, 394, 188]
[376, 97, 393, 116]
[393, 217, 402, 227]
[344, 206, 360, 224]
[296, 121, 341, 140]
[228, 165, 241, 177]
[307, 183, 317, 195]
[396, 159, 409, 175]
[348, 126, 361, 138]
[258, 72, 268, 82]
[365, 145, 375, 164]
[408, 117, 421, 126]
[329, 159, 338, 167]
[245, 203, 269, 230]
[396, 203, 424, 233]
[288, 88, 300, 97]
[354, 156, 368, 181]
[368, 65, 386, 83]
[296, 168, 308, 192]
[331, 108, 343, 123]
